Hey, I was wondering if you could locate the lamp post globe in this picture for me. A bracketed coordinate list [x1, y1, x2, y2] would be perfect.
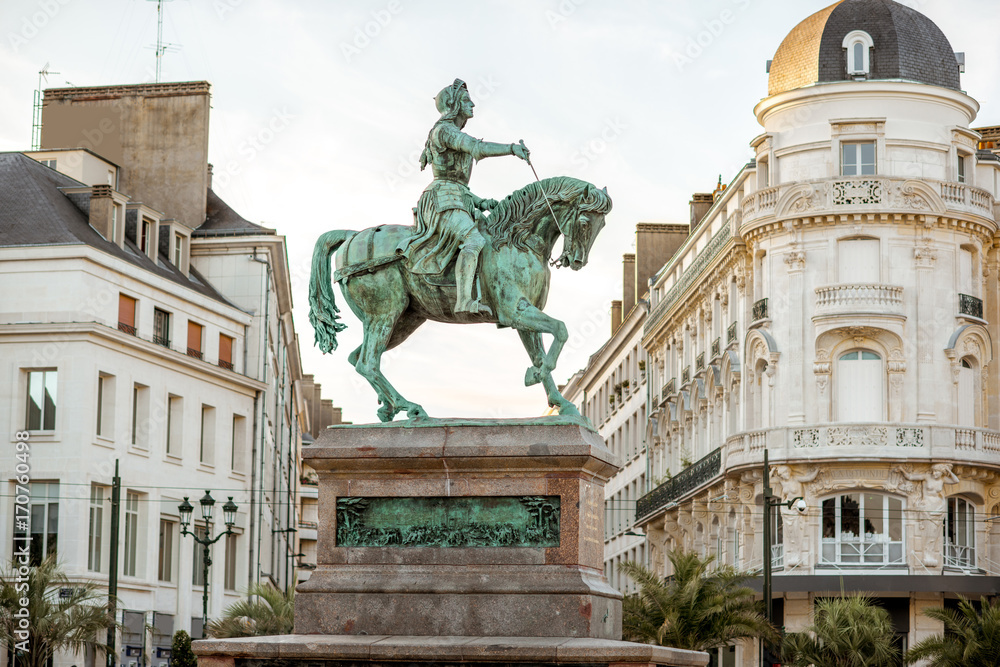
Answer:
[222, 497, 238, 528]
[178, 497, 194, 532]
[200, 490, 215, 522]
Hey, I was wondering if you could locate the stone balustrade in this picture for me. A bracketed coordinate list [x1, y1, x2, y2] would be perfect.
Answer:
[740, 176, 994, 225]
[815, 283, 904, 316]
[724, 423, 1000, 470]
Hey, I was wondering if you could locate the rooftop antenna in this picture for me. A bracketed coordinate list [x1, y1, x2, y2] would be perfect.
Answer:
[31, 63, 59, 150]
[146, 0, 180, 83]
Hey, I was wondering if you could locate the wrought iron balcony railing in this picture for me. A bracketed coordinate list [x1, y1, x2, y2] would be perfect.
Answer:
[959, 293, 983, 319]
[752, 297, 768, 321]
[660, 378, 675, 403]
[153, 335, 171, 348]
[682, 366, 691, 384]
[187, 347, 204, 360]
[118, 322, 137, 336]
[711, 337, 721, 358]
[218, 360, 234, 371]
[635, 447, 722, 521]
[696, 353, 705, 371]
[727, 321, 737, 344]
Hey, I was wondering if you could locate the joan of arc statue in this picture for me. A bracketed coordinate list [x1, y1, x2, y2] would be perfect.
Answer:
[397, 78, 531, 315]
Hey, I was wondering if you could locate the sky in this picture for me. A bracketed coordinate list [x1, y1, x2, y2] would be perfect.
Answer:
[2, 0, 999, 424]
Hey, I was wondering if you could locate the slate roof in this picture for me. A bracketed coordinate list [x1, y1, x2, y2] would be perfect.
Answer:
[769, 0, 961, 96]
[0, 152, 234, 307]
[194, 188, 275, 237]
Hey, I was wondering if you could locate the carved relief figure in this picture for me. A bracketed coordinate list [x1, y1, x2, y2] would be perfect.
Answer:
[772, 465, 819, 567]
[894, 464, 959, 567]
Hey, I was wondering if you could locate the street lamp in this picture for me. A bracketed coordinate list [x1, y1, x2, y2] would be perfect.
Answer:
[761, 450, 805, 666]
[179, 491, 237, 635]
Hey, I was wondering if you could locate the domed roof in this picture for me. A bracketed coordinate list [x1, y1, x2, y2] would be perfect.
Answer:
[768, 0, 961, 96]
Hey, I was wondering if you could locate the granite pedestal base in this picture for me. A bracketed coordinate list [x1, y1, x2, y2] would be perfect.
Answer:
[296, 418, 623, 640]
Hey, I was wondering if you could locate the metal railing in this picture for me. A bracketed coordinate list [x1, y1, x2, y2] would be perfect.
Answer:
[153, 335, 171, 348]
[944, 542, 976, 569]
[218, 360, 234, 371]
[661, 378, 675, 403]
[682, 366, 691, 384]
[711, 338, 721, 357]
[635, 447, 721, 521]
[187, 347, 204, 360]
[727, 321, 737, 344]
[696, 353, 705, 371]
[118, 322, 137, 336]
[959, 293, 984, 319]
[752, 298, 769, 321]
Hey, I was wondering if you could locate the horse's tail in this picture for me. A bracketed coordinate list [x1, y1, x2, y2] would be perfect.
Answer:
[308, 230, 355, 353]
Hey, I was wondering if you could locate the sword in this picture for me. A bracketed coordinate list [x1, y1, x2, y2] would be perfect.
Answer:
[519, 140, 565, 267]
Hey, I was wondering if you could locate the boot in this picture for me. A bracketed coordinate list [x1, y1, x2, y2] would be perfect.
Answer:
[455, 247, 492, 316]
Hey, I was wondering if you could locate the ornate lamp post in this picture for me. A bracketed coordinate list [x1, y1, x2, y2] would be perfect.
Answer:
[761, 450, 806, 666]
[179, 491, 238, 634]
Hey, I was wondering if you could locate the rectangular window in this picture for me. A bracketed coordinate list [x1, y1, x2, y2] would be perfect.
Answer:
[12, 482, 59, 565]
[173, 234, 183, 267]
[153, 308, 171, 348]
[224, 533, 237, 591]
[841, 141, 876, 176]
[118, 294, 137, 335]
[111, 204, 119, 243]
[96, 373, 115, 438]
[200, 405, 216, 465]
[158, 519, 174, 582]
[219, 334, 234, 370]
[41, 159, 56, 169]
[131, 384, 149, 448]
[88, 485, 104, 572]
[231, 415, 246, 472]
[166, 395, 183, 456]
[838, 238, 879, 283]
[25, 370, 57, 431]
[123, 491, 140, 576]
[187, 322, 204, 359]
[958, 155, 967, 183]
[192, 525, 207, 586]
[139, 218, 151, 254]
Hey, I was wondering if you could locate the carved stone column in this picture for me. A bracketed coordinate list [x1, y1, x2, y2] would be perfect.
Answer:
[914, 237, 937, 422]
[785, 248, 806, 424]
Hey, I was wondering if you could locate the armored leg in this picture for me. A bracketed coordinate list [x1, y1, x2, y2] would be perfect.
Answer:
[455, 228, 492, 316]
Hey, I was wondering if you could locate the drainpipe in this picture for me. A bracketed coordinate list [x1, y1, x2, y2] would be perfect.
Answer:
[250, 252, 271, 589]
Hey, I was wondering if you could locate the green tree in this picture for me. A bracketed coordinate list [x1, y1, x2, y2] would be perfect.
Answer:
[170, 630, 197, 667]
[905, 596, 1000, 667]
[782, 594, 900, 667]
[621, 550, 779, 652]
[0, 555, 115, 667]
[206, 584, 294, 638]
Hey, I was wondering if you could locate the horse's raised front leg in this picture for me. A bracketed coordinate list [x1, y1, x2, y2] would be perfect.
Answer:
[517, 330, 580, 416]
[356, 317, 428, 422]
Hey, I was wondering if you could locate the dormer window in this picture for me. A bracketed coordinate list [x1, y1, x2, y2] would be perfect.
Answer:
[843, 30, 874, 77]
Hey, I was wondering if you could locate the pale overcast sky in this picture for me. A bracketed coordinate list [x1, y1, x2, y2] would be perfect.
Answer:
[2, 0, 999, 424]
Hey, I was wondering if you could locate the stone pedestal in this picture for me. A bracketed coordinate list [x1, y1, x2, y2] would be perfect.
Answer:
[194, 418, 707, 667]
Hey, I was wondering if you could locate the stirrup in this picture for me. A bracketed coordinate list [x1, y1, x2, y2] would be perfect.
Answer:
[457, 299, 493, 317]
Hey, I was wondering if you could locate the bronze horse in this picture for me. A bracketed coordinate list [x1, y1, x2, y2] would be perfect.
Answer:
[308, 176, 611, 422]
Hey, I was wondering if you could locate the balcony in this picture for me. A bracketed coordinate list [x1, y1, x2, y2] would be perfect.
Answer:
[724, 423, 1000, 470]
[740, 176, 994, 226]
[711, 338, 721, 358]
[153, 335, 171, 348]
[187, 347, 204, 360]
[682, 366, 691, 384]
[218, 360, 235, 371]
[752, 298, 768, 322]
[636, 448, 722, 521]
[118, 322, 137, 336]
[959, 293, 983, 319]
[815, 284, 903, 318]
[696, 353, 705, 371]
[727, 321, 738, 345]
[660, 378, 676, 404]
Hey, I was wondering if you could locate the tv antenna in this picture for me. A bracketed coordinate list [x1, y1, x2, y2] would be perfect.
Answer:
[146, 0, 180, 83]
[31, 62, 59, 150]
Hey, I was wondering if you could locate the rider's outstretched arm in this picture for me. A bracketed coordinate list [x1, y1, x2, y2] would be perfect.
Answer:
[439, 124, 527, 162]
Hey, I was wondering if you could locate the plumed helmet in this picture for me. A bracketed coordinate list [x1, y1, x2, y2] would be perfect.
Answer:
[434, 78, 469, 119]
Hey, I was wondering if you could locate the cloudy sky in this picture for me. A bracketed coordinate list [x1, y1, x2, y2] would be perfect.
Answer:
[2, 0, 999, 423]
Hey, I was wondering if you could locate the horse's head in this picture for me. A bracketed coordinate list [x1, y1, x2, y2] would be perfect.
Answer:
[554, 184, 611, 271]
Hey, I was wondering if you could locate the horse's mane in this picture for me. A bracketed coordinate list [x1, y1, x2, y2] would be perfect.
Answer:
[484, 176, 612, 252]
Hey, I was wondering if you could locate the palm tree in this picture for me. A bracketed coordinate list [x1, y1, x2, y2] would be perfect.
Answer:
[206, 583, 294, 638]
[905, 596, 1000, 667]
[0, 555, 115, 667]
[782, 594, 900, 667]
[621, 550, 779, 652]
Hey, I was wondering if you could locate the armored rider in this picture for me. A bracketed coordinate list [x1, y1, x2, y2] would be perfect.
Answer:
[399, 78, 530, 316]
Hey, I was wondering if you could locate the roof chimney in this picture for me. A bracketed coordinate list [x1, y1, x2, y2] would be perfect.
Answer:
[611, 300, 623, 336]
[636, 223, 689, 296]
[623, 253, 636, 314]
[88, 184, 115, 242]
[690, 193, 714, 229]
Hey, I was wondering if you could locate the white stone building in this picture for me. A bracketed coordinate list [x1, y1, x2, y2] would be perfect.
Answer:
[0, 82, 336, 667]
[572, 1, 1000, 665]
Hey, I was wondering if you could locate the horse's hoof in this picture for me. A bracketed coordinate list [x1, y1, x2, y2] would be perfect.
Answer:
[406, 405, 429, 420]
[377, 405, 396, 422]
[525, 366, 543, 386]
